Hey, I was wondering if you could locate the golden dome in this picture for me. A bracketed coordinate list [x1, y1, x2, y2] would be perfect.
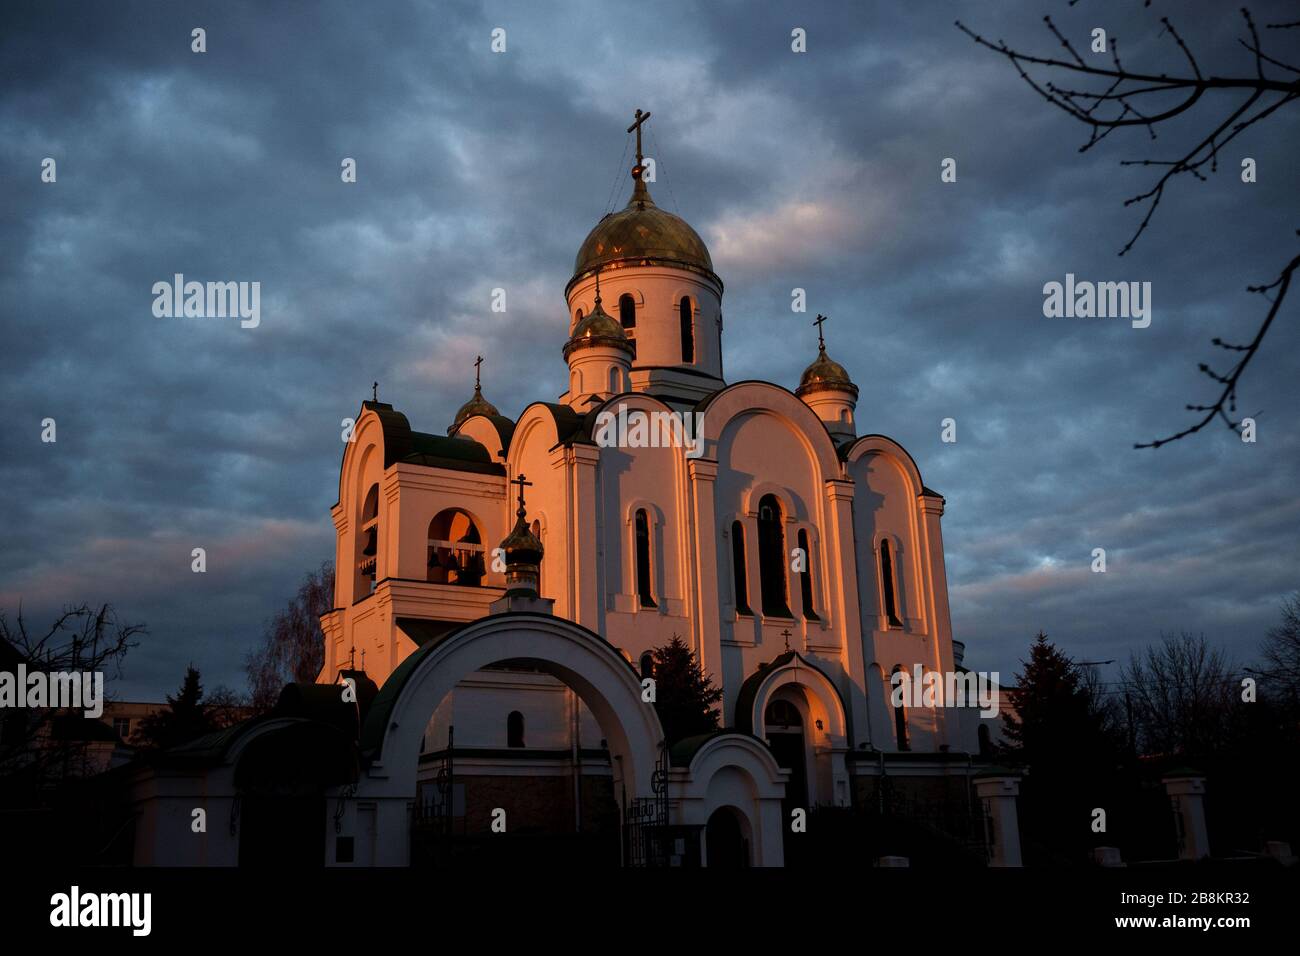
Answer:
[500, 513, 544, 564]
[562, 295, 633, 360]
[449, 384, 500, 433]
[573, 174, 713, 279]
[796, 345, 858, 399]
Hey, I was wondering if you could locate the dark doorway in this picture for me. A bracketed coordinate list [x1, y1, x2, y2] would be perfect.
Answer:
[238, 794, 326, 867]
[705, 807, 749, 867]
[765, 699, 808, 811]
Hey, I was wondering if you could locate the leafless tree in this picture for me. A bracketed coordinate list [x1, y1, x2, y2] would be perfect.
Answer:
[1120, 632, 1239, 758]
[959, 8, 1300, 447]
[0, 604, 144, 800]
[244, 561, 334, 710]
[1257, 591, 1300, 701]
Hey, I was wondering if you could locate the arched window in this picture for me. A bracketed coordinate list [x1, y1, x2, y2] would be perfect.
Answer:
[619, 294, 637, 359]
[797, 529, 819, 621]
[880, 539, 903, 627]
[892, 667, 910, 751]
[757, 495, 791, 618]
[575, 308, 584, 324]
[731, 520, 752, 616]
[765, 699, 802, 729]
[679, 296, 695, 363]
[357, 483, 379, 594]
[609, 367, 621, 394]
[640, 651, 655, 680]
[531, 519, 544, 594]
[634, 509, 656, 608]
[507, 711, 525, 748]
[427, 509, 485, 587]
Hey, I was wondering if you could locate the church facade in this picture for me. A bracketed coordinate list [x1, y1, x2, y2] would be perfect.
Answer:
[121, 116, 1017, 869]
[311, 116, 1005, 865]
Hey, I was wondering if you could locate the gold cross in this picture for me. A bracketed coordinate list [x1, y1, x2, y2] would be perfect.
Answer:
[781, 628, 793, 651]
[813, 314, 827, 351]
[627, 108, 652, 165]
[474, 355, 483, 390]
[511, 473, 533, 512]
[372, 381, 378, 402]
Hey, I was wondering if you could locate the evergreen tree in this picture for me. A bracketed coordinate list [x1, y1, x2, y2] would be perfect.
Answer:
[1000, 632, 1122, 864]
[133, 665, 218, 750]
[649, 635, 722, 745]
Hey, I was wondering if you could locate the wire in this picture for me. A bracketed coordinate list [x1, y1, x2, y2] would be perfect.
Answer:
[603, 131, 632, 216]
[648, 125, 680, 214]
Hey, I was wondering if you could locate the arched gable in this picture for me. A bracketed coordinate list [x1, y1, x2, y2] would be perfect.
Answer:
[698, 381, 841, 480]
[842, 434, 926, 497]
[337, 403, 412, 514]
[733, 651, 849, 741]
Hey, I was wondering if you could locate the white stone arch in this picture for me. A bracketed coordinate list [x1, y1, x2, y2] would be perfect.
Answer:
[745, 654, 848, 741]
[742, 653, 852, 808]
[668, 733, 789, 867]
[354, 613, 664, 864]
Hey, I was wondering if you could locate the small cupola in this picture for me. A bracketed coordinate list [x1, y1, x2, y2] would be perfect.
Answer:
[796, 315, 858, 440]
[562, 270, 633, 406]
[449, 355, 500, 434]
[490, 474, 555, 615]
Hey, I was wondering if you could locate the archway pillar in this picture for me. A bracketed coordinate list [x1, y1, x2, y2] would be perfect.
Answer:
[824, 478, 871, 748]
[687, 458, 722, 697]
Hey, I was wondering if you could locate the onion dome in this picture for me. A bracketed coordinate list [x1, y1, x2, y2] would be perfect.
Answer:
[448, 356, 500, 434]
[562, 288, 633, 360]
[796, 316, 858, 399]
[574, 186, 713, 278]
[499, 475, 543, 595]
[572, 110, 713, 281]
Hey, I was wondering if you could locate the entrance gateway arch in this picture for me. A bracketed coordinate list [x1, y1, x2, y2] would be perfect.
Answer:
[326, 611, 788, 866]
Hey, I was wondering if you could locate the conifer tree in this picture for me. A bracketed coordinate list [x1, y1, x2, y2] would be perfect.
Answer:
[133, 665, 217, 750]
[649, 635, 722, 745]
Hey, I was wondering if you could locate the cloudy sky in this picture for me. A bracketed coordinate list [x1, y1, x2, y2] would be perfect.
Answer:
[2, 0, 1297, 699]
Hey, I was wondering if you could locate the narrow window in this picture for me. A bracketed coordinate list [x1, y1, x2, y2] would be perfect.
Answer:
[797, 529, 819, 621]
[640, 651, 655, 680]
[575, 308, 584, 324]
[880, 540, 902, 627]
[731, 521, 752, 616]
[531, 519, 543, 594]
[357, 483, 379, 594]
[619, 294, 636, 329]
[634, 509, 656, 607]
[679, 296, 695, 363]
[507, 711, 525, 748]
[757, 495, 792, 618]
[892, 667, 909, 751]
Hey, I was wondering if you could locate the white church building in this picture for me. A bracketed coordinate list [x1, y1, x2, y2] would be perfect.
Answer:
[124, 114, 1019, 868]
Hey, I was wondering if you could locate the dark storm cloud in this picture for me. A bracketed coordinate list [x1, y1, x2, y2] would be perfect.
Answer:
[0, 0, 1296, 696]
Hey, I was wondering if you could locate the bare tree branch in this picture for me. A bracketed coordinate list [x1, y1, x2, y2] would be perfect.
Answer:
[958, 9, 1300, 447]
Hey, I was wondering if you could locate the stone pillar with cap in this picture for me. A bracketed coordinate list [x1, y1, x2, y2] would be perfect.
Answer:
[974, 769, 1023, 867]
[1162, 769, 1211, 861]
